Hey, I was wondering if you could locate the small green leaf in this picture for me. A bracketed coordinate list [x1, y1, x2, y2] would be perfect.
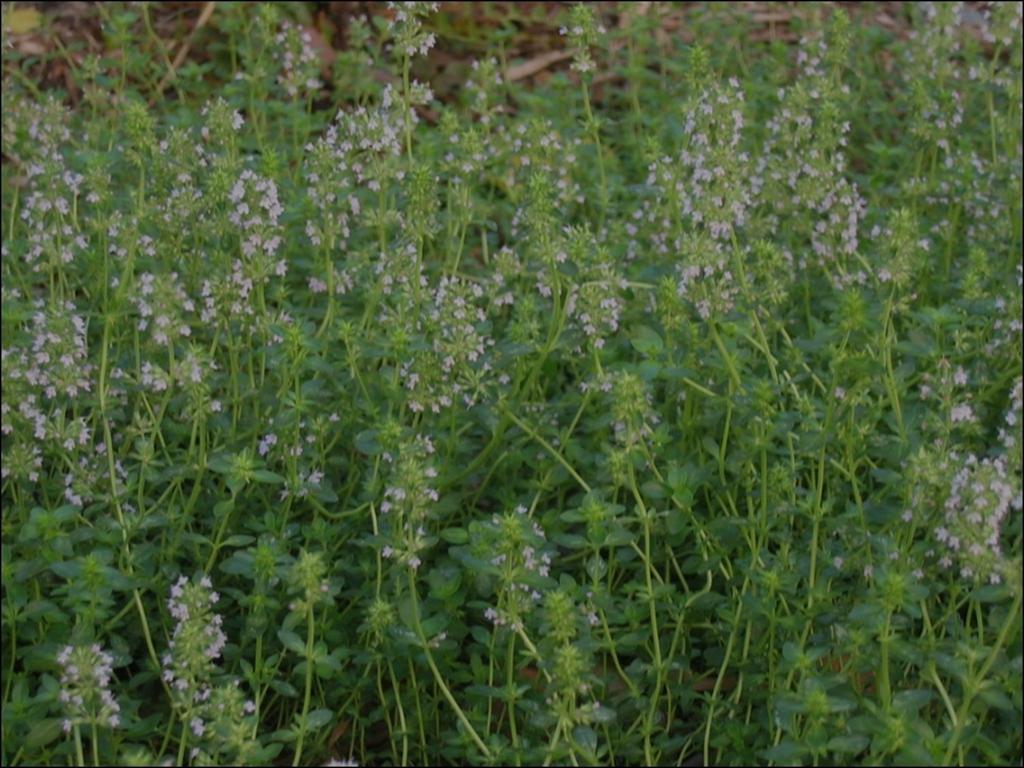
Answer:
[268, 680, 299, 698]
[24, 718, 63, 750]
[252, 469, 285, 484]
[354, 430, 381, 455]
[213, 499, 235, 518]
[208, 455, 233, 474]
[827, 735, 868, 754]
[572, 725, 597, 755]
[977, 686, 1015, 711]
[630, 325, 664, 357]
[971, 584, 1009, 603]
[304, 708, 333, 730]
[893, 689, 933, 713]
[440, 527, 468, 544]
[761, 739, 805, 763]
[277, 629, 306, 656]
[219, 552, 254, 577]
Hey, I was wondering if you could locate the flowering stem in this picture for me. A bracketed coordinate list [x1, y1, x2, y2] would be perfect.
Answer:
[402, 55, 413, 160]
[99, 318, 172, 703]
[581, 81, 608, 228]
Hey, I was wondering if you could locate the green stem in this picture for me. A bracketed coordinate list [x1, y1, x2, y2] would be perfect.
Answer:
[943, 589, 1023, 763]
[387, 660, 410, 766]
[709, 321, 743, 391]
[878, 608, 892, 710]
[407, 572, 491, 758]
[177, 721, 188, 767]
[704, 598, 744, 766]
[292, 604, 316, 767]
[500, 405, 591, 493]
[73, 724, 86, 768]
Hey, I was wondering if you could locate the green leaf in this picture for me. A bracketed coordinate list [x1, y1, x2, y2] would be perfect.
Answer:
[466, 684, 503, 699]
[219, 552, 254, 578]
[316, 654, 343, 675]
[469, 626, 491, 645]
[440, 527, 468, 544]
[893, 689, 933, 713]
[268, 680, 299, 698]
[252, 469, 285, 484]
[208, 455, 233, 474]
[761, 740, 805, 763]
[420, 613, 449, 638]
[630, 325, 664, 357]
[977, 686, 1015, 711]
[303, 708, 333, 730]
[250, 743, 285, 762]
[49, 560, 81, 579]
[665, 507, 688, 537]
[354, 430, 381, 455]
[971, 584, 1010, 603]
[213, 499, 235, 518]
[428, 565, 462, 601]
[827, 735, 868, 754]
[24, 718, 63, 750]
[572, 725, 598, 755]
[277, 629, 306, 656]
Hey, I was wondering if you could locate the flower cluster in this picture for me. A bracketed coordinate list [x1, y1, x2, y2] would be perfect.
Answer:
[560, 4, 606, 75]
[7, 300, 92, 402]
[287, 549, 331, 613]
[760, 73, 864, 285]
[480, 505, 554, 633]
[162, 575, 228, 711]
[397, 275, 495, 413]
[386, 1, 438, 60]
[379, 434, 440, 571]
[57, 643, 121, 733]
[674, 74, 756, 240]
[563, 226, 627, 350]
[229, 168, 285, 277]
[936, 454, 1021, 584]
[132, 271, 196, 347]
[275, 20, 322, 100]
[464, 57, 504, 124]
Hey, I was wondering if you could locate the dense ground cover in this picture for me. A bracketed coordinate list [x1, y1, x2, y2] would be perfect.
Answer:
[1, 1, 1022, 765]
